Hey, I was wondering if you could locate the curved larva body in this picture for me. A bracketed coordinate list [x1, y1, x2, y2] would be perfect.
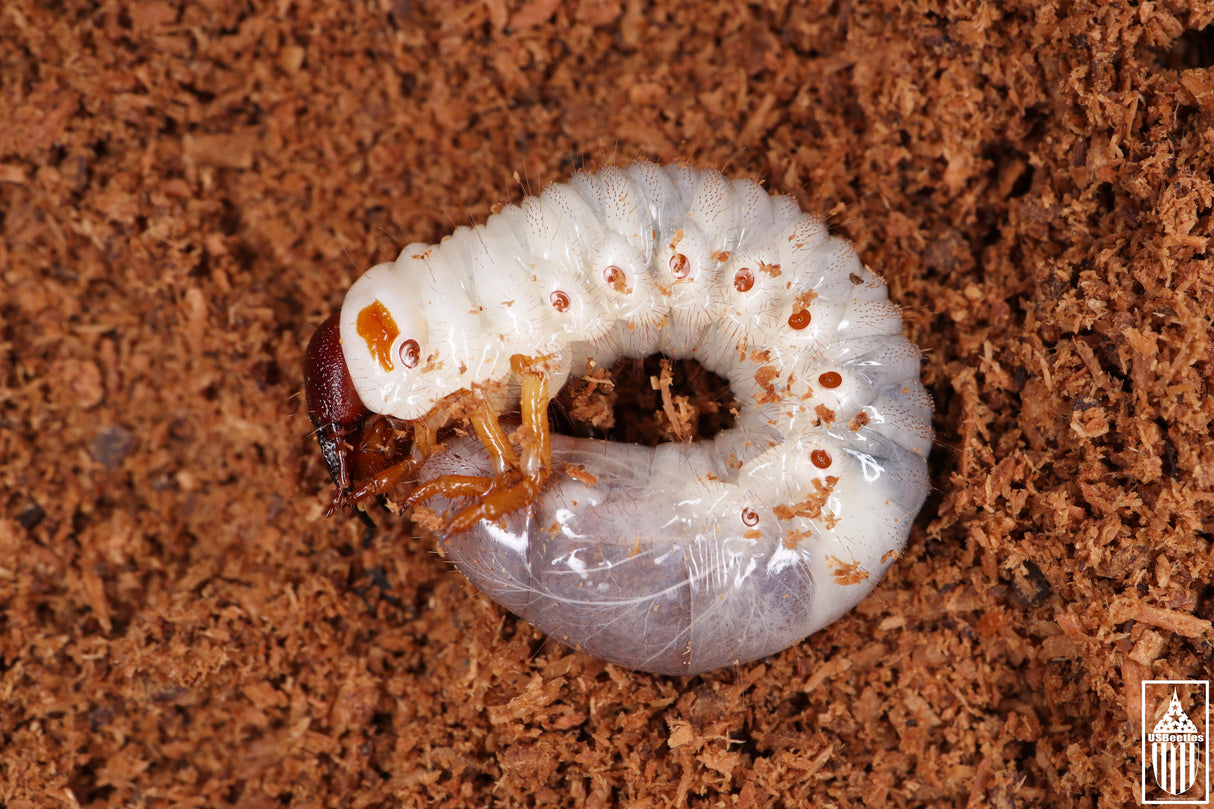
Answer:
[338, 162, 932, 675]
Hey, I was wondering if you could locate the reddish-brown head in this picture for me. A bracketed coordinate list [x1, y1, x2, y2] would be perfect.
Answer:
[303, 310, 369, 490]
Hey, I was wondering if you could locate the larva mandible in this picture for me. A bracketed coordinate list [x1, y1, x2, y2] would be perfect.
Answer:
[304, 161, 932, 676]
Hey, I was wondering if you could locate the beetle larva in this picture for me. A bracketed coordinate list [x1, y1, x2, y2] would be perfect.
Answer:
[304, 161, 932, 675]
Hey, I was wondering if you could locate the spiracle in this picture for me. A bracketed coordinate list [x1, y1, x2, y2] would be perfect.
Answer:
[304, 161, 932, 675]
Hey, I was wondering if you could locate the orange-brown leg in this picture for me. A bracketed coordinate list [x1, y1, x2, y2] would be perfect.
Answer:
[411, 410, 441, 459]
[403, 392, 524, 511]
[441, 355, 553, 535]
[402, 474, 499, 508]
[513, 354, 552, 476]
[328, 409, 444, 515]
[469, 391, 521, 475]
[327, 456, 423, 517]
[442, 476, 543, 536]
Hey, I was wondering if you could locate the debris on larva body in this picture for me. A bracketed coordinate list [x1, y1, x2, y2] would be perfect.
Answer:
[308, 161, 933, 675]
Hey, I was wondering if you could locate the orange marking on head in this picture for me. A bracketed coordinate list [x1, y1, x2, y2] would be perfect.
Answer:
[356, 300, 400, 373]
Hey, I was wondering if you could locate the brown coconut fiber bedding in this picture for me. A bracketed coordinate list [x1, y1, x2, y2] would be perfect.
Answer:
[3, 0, 1214, 806]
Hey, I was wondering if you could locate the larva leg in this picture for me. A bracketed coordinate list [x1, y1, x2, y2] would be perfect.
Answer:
[410, 410, 441, 459]
[440, 355, 552, 536]
[327, 455, 423, 517]
[512, 354, 552, 476]
[468, 390, 521, 474]
[402, 392, 523, 508]
[402, 474, 498, 508]
[328, 409, 444, 515]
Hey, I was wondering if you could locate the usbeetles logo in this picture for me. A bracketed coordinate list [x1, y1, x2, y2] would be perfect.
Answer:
[1142, 680, 1209, 804]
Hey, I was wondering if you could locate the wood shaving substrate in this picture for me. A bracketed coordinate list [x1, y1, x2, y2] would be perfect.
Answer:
[2, 1, 1212, 807]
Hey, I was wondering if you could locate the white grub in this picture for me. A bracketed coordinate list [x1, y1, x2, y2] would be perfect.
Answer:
[339, 162, 932, 675]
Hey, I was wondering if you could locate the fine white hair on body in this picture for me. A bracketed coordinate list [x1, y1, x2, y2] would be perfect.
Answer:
[338, 161, 932, 675]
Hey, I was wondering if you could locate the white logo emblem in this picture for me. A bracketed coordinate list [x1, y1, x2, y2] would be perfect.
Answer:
[1142, 680, 1209, 804]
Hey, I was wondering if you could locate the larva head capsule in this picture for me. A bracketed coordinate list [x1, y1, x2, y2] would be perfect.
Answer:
[303, 310, 370, 490]
[338, 262, 437, 420]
